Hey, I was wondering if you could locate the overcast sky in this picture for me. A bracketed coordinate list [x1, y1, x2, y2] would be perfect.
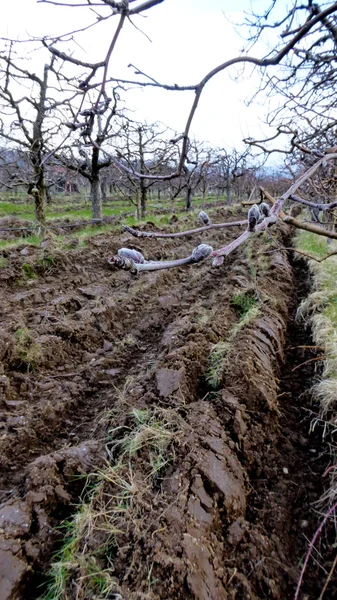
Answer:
[2, 0, 283, 161]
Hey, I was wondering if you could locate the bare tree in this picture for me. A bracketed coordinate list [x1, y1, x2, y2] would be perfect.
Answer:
[0, 40, 76, 224]
[243, 2, 337, 156]
[34, 1, 337, 188]
[113, 120, 176, 217]
[54, 90, 122, 219]
[210, 148, 254, 204]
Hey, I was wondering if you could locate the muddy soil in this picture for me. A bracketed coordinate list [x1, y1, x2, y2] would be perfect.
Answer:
[0, 209, 334, 599]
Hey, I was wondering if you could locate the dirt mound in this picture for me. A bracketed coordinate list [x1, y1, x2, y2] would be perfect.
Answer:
[0, 442, 103, 600]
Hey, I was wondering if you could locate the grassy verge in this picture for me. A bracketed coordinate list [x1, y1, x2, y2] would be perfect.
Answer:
[0, 193, 239, 222]
[295, 230, 337, 505]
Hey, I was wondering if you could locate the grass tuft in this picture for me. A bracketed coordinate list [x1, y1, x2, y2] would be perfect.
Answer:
[40, 405, 187, 599]
[206, 304, 260, 389]
[21, 262, 36, 279]
[13, 328, 42, 370]
[232, 290, 258, 317]
[0, 257, 9, 267]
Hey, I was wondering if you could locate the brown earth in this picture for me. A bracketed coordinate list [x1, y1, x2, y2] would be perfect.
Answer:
[0, 208, 335, 599]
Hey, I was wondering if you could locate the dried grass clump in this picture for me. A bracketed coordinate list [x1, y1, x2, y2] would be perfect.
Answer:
[206, 303, 260, 390]
[41, 405, 188, 600]
[296, 232, 337, 412]
[295, 231, 337, 504]
[294, 232, 337, 598]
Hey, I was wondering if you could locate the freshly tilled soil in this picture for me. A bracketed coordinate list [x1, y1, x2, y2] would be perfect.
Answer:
[0, 210, 334, 599]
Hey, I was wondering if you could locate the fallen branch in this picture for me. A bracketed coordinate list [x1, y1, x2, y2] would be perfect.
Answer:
[211, 229, 252, 265]
[211, 202, 279, 265]
[113, 154, 337, 274]
[289, 193, 337, 211]
[241, 186, 261, 206]
[282, 215, 337, 239]
[123, 219, 247, 239]
[107, 243, 213, 273]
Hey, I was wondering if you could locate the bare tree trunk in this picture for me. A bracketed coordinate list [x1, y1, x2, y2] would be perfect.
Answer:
[101, 179, 107, 201]
[186, 186, 192, 211]
[170, 195, 174, 214]
[138, 127, 147, 218]
[91, 178, 102, 220]
[32, 185, 46, 226]
[226, 183, 232, 204]
[91, 146, 102, 220]
[140, 180, 147, 218]
[135, 189, 140, 220]
[202, 189, 206, 209]
[30, 64, 49, 227]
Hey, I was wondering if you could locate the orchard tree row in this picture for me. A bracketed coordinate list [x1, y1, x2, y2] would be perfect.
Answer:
[1, 1, 337, 235]
[0, 110, 261, 220]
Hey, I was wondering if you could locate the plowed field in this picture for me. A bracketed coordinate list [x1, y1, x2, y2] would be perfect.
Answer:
[0, 208, 335, 599]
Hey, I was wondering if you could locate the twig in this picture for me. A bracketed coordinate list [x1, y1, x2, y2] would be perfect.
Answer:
[288, 345, 325, 351]
[257, 246, 337, 263]
[260, 185, 337, 241]
[317, 552, 337, 600]
[294, 501, 337, 600]
[323, 465, 337, 478]
[291, 356, 326, 372]
[47, 369, 85, 379]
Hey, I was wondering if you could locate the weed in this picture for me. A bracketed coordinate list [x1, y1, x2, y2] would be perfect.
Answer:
[0, 257, 8, 267]
[21, 262, 36, 278]
[295, 230, 337, 508]
[37, 255, 56, 274]
[0, 200, 34, 217]
[13, 327, 42, 370]
[206, 341, 229, 389]
[206, 304, 260, 390]
[295, 230, 331, 259]
[147, 563, 158, 591]
[40, 505, 120, 600]
[0, 234, 41, 251]
[232, 290, 257, 317]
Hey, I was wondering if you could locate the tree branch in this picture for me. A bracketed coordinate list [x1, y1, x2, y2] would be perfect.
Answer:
[123, 219, 247, 239]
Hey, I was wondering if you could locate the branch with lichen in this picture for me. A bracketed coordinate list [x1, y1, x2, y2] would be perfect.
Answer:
[123, 218, 247, 239]
[107, 244, 213, 273]
[109, 153, 337, 274]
